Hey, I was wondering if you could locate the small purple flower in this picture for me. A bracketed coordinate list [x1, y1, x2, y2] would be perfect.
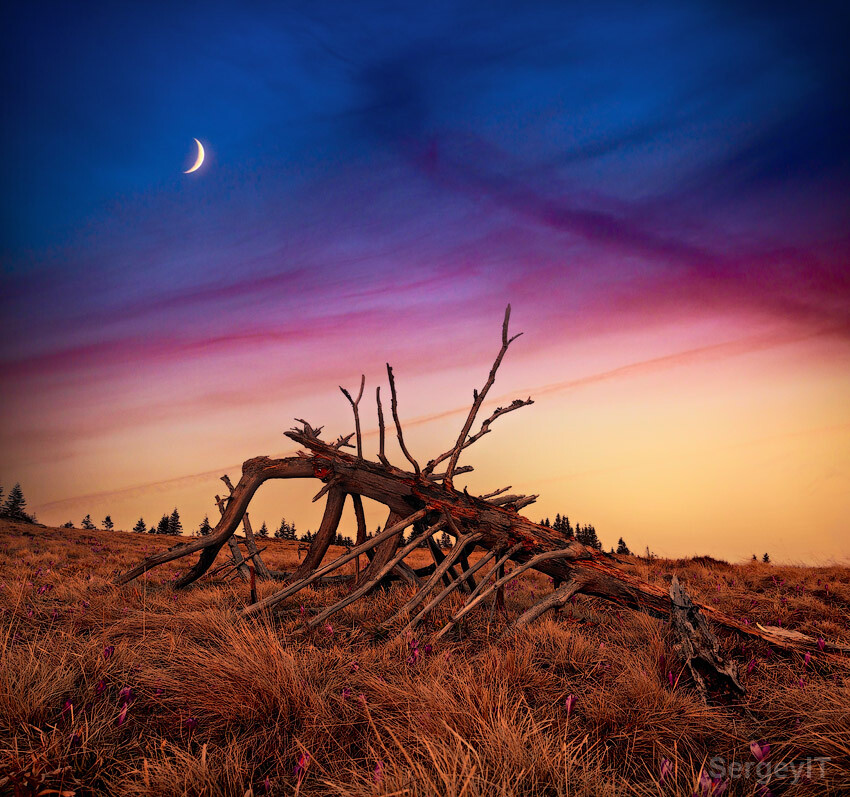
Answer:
[817, 637, 826, 651]
[695, 770, 728, 795]
[747, 659, 757, 675]
[118, 686, 134, 705]
[154, 687, 164, 697]
[95, 678, 106, 695]
[341, 687, 351, 699]
[565, 694, 576, 717]
[103, 645, 114, 660]
[373, 759, 384, 782]
[750, 740, 770, 762]
[804, 652, 812, 667]
[183, 716, 198, 731]
[660, 757, 673, 783]
[62, 698, 74, 715]
[798, 677, 806, 688]
[293, 751, 309, 779]
[668, 671, 675, 687]
[350, 661, 359, 672]
[263, 776, 272, 794]
[424, 643, 432, 655]
[324, 622, 334, 635]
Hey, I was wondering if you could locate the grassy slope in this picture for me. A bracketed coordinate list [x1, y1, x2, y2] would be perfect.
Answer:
[1, 519, 848, 796]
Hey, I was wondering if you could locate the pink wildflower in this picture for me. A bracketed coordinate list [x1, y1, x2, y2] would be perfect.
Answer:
[749, 740, 770, 762]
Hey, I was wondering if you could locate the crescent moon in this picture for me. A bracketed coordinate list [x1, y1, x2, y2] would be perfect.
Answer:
[184, 138, 205, 173]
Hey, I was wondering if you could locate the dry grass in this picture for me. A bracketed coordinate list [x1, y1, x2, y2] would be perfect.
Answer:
[1, 519, 848, 796]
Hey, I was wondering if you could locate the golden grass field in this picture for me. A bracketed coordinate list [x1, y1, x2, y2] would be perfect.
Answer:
[1, 519, 848, 796]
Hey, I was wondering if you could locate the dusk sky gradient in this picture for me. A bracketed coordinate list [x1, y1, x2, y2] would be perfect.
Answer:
[2, 1, 848, 561]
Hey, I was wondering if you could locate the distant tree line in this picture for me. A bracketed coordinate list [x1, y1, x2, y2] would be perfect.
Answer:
[538, 511, 633, 556]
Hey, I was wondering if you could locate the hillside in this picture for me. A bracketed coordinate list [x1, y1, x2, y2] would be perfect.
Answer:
[1, 519, 848, 795]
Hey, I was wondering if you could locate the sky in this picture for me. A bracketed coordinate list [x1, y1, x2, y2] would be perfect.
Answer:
[1, 1, 848, 562]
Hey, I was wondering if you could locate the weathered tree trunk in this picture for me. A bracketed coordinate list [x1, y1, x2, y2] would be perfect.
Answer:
[114, 305, 847, 660]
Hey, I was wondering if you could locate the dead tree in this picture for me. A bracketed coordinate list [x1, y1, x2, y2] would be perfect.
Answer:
[115, 305, 848, 663]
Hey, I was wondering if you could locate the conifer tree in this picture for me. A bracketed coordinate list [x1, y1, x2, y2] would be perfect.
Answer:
[133, 518, 147, 533]
[195, 516, 212, 537]
[616, 537, 631, 555]
[81, 514, 96, 530]
[1, 483, 32, 522]
[156, 514, 170, 535]
[762, 552, 770, 563]
[102, 515, 114, 531]
[62, 521, 74, 528]
[439, 531, 452, 549]
[257, 521, 269, 538]
[167, 508, 182, 535]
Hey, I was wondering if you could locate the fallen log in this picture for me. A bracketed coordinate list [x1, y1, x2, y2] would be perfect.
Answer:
[114, 305, 848, 661]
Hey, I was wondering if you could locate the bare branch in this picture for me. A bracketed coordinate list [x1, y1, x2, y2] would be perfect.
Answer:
[383, 532, 484, 630]
[512, 495, 538, 510]
[332, 433, 356, 450]
[480, 485, 511, 499]
[340, 374, 365, 458]
[437, 304, 522, 487]
[386, 364, 420, 476]
[292, 419, 324, 439]
[308, 518, 444, 628]
[311, 476, 340, 503]
[401, 544, 513, 635]
[503, 575, 586, 635]
[375, 386, 390, 466]
[485, 493, 527, 506]
[240, 508, 429, 617]
[424, 397, 533, 476]
[425, 465, 473, 482]
[351, 493, 367, 584]
[432, 546, 586, 641]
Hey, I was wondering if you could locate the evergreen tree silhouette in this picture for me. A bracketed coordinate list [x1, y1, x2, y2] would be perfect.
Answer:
[439, 531, 452, 549]
[167, 508, 182, 535]
[156, 514, 170, 535]
[133, 518, 147, 533]
[102, 515, 114, 531]
[616, 537, 631, 555]
[762, 552, 770, 563]
[1, 483, 32, 522]
[62, 521, 74, 528]
[257, 521, 269, 538]
[195, 516, 212, 537]
[81, 514, 96, 530]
